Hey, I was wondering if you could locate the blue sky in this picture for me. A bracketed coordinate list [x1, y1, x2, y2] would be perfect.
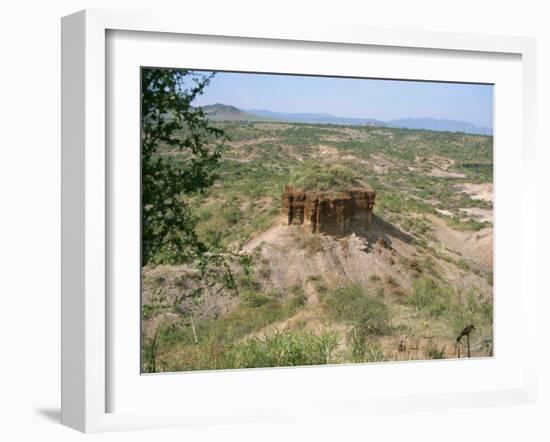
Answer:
[190, 71, 494, 129]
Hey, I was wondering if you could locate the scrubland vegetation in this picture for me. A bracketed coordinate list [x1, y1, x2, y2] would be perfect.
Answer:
[143, 111, 494, 372]
[144, 273, 493, 372]
[173, 121, 493, 251]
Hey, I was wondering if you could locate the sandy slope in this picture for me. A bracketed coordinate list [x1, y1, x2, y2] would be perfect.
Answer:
[427, 214, 493, 270]
[239, 213, 493, 359]
[243, 214, 492, 302]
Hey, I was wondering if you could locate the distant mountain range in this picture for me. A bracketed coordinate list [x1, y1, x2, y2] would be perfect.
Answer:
[201, 104, 493, 136]
[385, 118, 492, 136]
[245, 108, 386, 126]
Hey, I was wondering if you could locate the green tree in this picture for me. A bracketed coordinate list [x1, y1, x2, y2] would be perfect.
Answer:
[141, 69, 246, 361]
[141, 68, 226, 265]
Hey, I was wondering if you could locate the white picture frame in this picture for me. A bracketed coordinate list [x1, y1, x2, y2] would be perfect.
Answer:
[61, 9, 537, 433]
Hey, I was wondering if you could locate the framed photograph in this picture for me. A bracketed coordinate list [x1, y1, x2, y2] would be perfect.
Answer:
[61, 9, 537, 432]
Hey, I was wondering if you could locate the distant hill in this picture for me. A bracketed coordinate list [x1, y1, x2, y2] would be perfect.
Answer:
[201, 104, 273, 122]
[386, 118, 492, 136]
[246, 109, 385, 126]
[200, 103, 492, 135]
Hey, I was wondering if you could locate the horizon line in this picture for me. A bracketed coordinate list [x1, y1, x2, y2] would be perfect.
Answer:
[200, 102, 494, 131]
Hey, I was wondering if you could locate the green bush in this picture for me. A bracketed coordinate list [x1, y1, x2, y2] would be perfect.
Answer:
[456, 259, 471, 272]
[363, 346, 385, 363]
[240, 290, 272, 307]
[288, 285, 308, 308]
[288, 161, 357, 191]
[405, 277, 451, 317]
[406, 278, 493, 355]
[447, 215, 491, 232]
[164, 329, 341, 371]
[323, 283, 390, 336]
[348, 327, 386, 363]
[141, 304, 156, 319]
[445, 290, 493, 339]
[425, 342, 446, 359]
[228, 330, 340, 368]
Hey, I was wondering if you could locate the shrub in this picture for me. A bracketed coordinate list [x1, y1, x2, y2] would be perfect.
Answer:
[425, 342, 446, 359]
[348, 327, 367, 362]
[347, 327, 386, 363]
[445, 290, 493, 343]
[236, 273, 261, 292]
[234, 330, 340, 367]
[363, 346, 385, 363]
[288, 161, 357, 191]
[406, 278, 493, 355]
[456, 259, 471, 272]
[307, 275, 328, 293]
[405, 277, 451, 318]
[171, 329, 341, 370]
[240, 290, 271, 308]
[288, 286, 308, 308]
[258, 266, 271, 279]
[141, 303, 156, 319]
[222, 205, 241, 225]
[323, 283, 390, 336]
[447, 215, 490, 232]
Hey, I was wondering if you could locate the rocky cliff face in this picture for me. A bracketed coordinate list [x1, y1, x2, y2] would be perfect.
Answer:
[281, 186, 376, 234]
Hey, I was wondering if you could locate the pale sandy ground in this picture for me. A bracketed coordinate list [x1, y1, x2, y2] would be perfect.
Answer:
[244, 214, 493, 298]
[144, 212, 493, 362]
[428, 168, 466, 178]
[242, 214, 493, 360]
[426, 214, 493, 270]
[243, 220, 415, 294]
[436, 208, 453, 217]
[315, 144, 369, 166]
[459, 207, 493, 223]
[454, 183, 493, 202]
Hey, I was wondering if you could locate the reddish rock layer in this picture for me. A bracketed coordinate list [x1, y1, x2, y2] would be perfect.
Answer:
[281, 186, 376, 234]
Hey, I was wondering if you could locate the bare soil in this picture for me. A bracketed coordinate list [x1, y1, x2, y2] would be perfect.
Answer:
[454, 183, 493, 202]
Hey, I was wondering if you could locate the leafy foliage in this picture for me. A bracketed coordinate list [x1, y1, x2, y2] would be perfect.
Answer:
[141, 68, 227, 265]
[405, 277, 452, 318]
[406, 277, 493, 354]
[323, 283, 390, 336]
[288, 161, 357, 191]
[348, 327, 386, 363]
[156, 329, 340, 371]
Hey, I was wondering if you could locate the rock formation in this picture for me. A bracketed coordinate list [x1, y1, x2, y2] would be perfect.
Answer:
[281, 186, 376, 234]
